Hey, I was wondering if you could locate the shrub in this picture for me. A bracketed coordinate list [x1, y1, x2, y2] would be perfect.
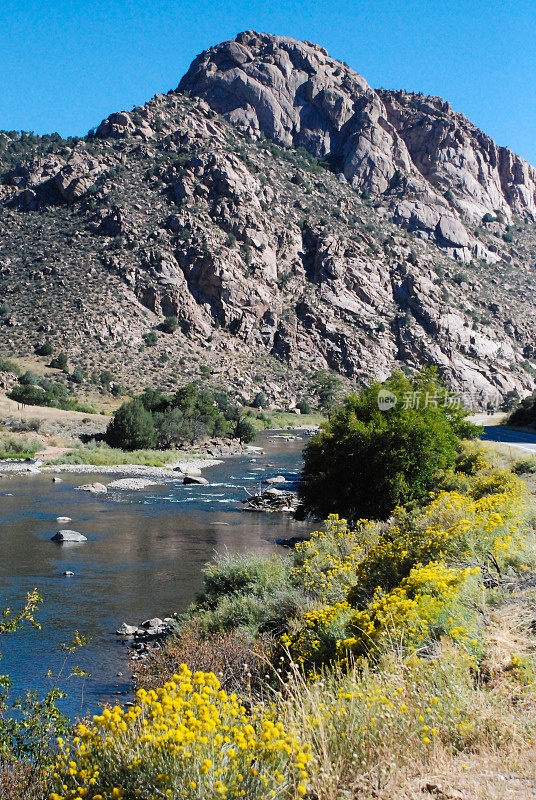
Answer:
[232, 416, 256, 444]
[50, 666, 310, 800]
[109, 383, 238, 450]
[482, 212, 496, 223]
[48, 352, 68, 372]
[143, 330, 158, 346]
[310, 369, 341, 411]
[500, 389, 521, 412]
[252, 391, 268, 409]
[279, 647, 523, 799]
[105, 398, 157, 450]
[7, 384, 95, 413]
[70, 368, 84, 384]
[19, 370, 37, 386]
[136, 625, 275, 700]
[506, 391, 536, 427]
[0, 357, 20, 376]
[296, 400, 311, 415]
[186, 552, 307, 638]
[34, 341, 53, 357]
[162, 315, 178, 333]
[299, 369, 479, 521]
[0, 434, 40, 459]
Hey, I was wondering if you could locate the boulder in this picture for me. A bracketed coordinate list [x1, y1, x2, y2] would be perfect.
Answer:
[62, 570, 75, 576]
[263, 475, 286, 484]
[56, 516, 72, 523]
[183, 475, 208, 485]
[117, 622, 139, 636]
[51, 529, 87, 542]
[77, 482, 108, 494]
[140, 617, 163, 629]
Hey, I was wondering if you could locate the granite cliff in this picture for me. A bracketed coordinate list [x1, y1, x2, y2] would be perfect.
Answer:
[1, 32, 535, 407]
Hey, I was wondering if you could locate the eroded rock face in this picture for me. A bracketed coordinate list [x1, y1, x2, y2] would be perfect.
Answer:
[180, 31, 536, 257]
[1, 32, 536, 408]
[179, 31, 410, 195]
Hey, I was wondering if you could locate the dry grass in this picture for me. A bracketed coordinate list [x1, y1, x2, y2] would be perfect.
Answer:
[0, 757, 47, 800]
[136, 624, 275, 700]
[0, 392, 109, 424]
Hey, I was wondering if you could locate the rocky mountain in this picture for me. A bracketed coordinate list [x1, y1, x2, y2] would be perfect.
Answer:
[1, 31, 535, 408]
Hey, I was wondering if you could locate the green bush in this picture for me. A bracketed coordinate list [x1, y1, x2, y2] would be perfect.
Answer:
[252, 391, 268, 409]
[143, 330, 158, 346]
[0, 434, 40, 459]
[186, 553, 307, 637]
[106, 382, 238, 450]
[299, 369, 480, 520]
[34, 341, 53, 357]
[7, 383, 95, 413]
[48, 352, 68, 372]
[506, 391, 536, 428]
[19, 370, 37, 386]
[0, 357, 20, 376]
[105, 398, 157, 450]
[231, 416, 256, 443]
[162, 315, 178, 333]
[311, 369, 341, 410]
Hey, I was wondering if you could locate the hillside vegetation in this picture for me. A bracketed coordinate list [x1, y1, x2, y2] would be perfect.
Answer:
[3, 381, 536, 799]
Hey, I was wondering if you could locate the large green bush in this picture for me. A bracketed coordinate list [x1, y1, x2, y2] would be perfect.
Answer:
[299, 369, 480, 520]
[506, 390, 536, 427]
[105, 382, 252, 451]
[105, 398, 157, 450]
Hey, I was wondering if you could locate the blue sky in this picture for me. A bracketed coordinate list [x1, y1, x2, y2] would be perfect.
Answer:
[2, 0, 535, 163]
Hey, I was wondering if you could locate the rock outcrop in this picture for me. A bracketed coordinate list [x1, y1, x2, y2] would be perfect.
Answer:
[1, 32, 536, 407]
[180, 31, 536, 259]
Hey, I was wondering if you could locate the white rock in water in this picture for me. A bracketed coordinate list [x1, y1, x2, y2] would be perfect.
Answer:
[117, 623, 138, 636]
[51, 530, 87, 542]
[63, 570, 74, 576]
[107, 478, 159, 490]
[56, 516, 72, 523]
[77, 482, 107, 494]
[264, 475, 286, 484]
[141, 617, 163, 629]
[183, 475, 208, 485]
[52, 477, 63, 483]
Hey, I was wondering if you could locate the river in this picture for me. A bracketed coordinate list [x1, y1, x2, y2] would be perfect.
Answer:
[0, 431, 310, 720]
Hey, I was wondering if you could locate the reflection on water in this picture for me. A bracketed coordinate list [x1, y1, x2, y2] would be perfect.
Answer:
[0, 432, 310, 717]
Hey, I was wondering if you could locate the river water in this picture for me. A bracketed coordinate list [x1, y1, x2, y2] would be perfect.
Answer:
[0, 431, 310, 720]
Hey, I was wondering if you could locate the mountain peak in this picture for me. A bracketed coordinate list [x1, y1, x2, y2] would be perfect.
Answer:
[180, 30, 536, 257]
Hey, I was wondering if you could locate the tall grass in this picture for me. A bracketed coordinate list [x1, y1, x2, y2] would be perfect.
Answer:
[46, 442, 188, 467]
[0, 434, 40, 459]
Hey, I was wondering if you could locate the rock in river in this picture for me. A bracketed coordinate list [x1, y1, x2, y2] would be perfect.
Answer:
[183, 475, 208, 485]
[242, 488, 299, 513]
[77, 482, 108, 494]
[51, 529, 87, 542]
[117, 622, 139, 636]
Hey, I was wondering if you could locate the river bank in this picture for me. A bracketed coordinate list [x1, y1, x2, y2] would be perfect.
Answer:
[0, 430, 311, 718]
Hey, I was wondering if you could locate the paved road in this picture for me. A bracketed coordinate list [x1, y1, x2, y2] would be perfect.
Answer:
[480, 425, 536, 454]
